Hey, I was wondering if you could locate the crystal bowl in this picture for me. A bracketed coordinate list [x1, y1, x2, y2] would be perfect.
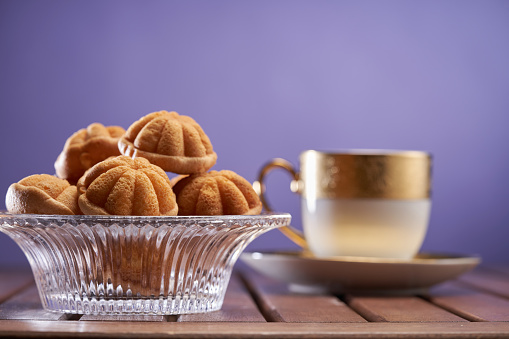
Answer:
[0, 212, 290, 315]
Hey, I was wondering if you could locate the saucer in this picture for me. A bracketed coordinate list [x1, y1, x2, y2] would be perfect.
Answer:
[240, 251, 480, 294]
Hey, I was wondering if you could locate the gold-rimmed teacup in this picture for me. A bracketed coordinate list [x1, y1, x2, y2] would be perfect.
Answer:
[254, 150, 432, 259]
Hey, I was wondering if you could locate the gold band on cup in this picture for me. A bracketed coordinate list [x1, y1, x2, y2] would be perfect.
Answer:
[299, 150, 432, 200]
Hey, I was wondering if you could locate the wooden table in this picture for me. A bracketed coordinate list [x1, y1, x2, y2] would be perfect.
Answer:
[1, 264, 509, 338]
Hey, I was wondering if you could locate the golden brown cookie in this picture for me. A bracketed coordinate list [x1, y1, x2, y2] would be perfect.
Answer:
[55, 123, 125, 184]
[77, 155, 178, 216]
[118, 111, 217, 174]
[5, 174, 81, 215]
[172, 170, 262, 215]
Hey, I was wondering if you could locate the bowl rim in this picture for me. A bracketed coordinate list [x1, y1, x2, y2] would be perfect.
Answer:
[0, 211, 291, 226]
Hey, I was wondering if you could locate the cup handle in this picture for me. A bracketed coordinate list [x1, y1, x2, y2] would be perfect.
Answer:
[253, 158, 308, 249]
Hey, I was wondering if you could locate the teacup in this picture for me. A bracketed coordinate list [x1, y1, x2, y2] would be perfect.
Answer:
[255, 150, 432, 259]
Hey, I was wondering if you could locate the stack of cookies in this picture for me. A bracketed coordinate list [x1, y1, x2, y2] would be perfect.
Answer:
[6, 110, 262, 217]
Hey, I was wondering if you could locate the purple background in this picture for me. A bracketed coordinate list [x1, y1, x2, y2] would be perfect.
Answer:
[1, 0, 508, 267]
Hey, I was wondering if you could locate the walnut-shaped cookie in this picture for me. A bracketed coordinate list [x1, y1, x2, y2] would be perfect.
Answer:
[172, 170, 262, 216]
[118, 111, 217, 174]
[77, 155, 178, 216]
[55, 123, 125, 184]
[6, 174, 80, 215]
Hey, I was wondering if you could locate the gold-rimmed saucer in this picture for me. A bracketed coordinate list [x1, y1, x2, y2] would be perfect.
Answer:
[240, 251, 480, 294]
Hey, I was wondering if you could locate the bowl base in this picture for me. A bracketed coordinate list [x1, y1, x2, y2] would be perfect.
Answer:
[43, 293, 224, 315]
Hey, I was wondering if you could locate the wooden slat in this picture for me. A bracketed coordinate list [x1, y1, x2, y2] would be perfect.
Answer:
[424, 281, 509, 322]
[178, 273, 265, 322]
[345, 294, 467, 322]
[241, 269, 366, 323]
[458, 269, 509, 299]
[1, 320, 509, 338]
[1, 266, 509, 338]
[0, 269, 34, 303]
[0, 285, 69, 321]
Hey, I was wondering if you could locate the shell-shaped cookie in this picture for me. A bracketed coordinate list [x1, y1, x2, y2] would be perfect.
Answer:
[55, 123, 125, 184]
[172, 170, 262, 216]
[118, 111, 217, 174]
[77, 156, 178, 216]
[6, 174, 80, 215]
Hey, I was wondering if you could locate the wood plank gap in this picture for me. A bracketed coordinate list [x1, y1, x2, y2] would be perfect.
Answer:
[237, 270, 282, 322]
[416, 294, 478, 322]
[177, 273, 265, 322]
[343, 295, 387, 322]
[336, 294, 370, 322]
[423, 280, 509, 322]
[456, 280, 509, 300]
[344, 294, 467, 323]
[456, 272, 509, 301]
[239, 269, 366, 323]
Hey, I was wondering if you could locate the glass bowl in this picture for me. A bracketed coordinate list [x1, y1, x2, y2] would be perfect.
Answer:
[0, 212, 290, 315]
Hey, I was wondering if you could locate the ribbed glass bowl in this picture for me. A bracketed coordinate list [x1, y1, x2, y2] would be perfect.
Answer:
[0, 212, 290, 315]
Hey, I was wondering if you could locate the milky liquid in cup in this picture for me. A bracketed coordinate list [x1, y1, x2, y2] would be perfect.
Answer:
[256, 150, 432, 258]
[301, 198, 431, 259]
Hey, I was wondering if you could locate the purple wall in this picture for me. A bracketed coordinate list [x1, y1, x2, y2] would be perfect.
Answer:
[1, 0, 508, 267]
